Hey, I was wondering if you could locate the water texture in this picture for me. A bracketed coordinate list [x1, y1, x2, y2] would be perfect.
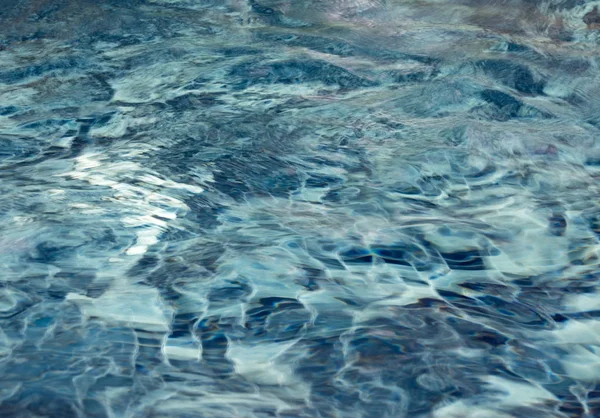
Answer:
[1, 1, 600, 417]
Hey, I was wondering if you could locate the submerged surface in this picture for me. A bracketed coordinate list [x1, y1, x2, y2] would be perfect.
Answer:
[1, 0, 600, 416]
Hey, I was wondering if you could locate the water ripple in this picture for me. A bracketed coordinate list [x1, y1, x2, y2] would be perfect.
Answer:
[1, 0, 600, 417]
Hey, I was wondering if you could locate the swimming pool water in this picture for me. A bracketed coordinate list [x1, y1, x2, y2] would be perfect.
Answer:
[1, 1, 600, 417]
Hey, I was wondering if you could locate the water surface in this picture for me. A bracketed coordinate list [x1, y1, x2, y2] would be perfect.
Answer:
[1, 1, 600, 417]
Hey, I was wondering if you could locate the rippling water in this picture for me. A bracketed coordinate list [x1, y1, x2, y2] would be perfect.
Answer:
[1, 1, 600, 417]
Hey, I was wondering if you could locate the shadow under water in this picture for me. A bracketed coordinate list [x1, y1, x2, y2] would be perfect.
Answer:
[1, 0, 600, 417]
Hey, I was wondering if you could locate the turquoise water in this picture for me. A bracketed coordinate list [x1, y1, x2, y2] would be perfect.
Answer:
[1, 1, 600, 417]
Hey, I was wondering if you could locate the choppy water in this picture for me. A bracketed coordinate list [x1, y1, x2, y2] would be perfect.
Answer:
[1, 1, 600, 417]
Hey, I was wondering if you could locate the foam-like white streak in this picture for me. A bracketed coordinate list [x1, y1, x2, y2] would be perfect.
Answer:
[67, 285, 173, 332]
[536, 320, 600, 381]
[433, 375, 558, 417]
[484, 375, 557, 406]
[433, 400, 515, 418]
[138, 174, 204, 194]
[561, 346, 600, 382]
[89, 113, 158, 138]
[152, 392, 292, 416]
[226, 339, 305, 387]
[482, 213, 571, 276]
[110, 63, 186, 104]
[61, 152, 201, 256]
[540, 319, 600, 346]
[562, 293, 600, 313]
[364, 283, 437, 308]
[61, 151, 202, 340]
[163, 340, 202, 361]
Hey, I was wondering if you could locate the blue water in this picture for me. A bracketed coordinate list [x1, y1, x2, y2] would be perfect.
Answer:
[1, 1, 600, 417]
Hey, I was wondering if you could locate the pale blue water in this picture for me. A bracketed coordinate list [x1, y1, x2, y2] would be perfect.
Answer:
[1, 1, 600, 417]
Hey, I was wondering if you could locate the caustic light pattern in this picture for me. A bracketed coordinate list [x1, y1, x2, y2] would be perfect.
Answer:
[1, 1, 600, 417]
